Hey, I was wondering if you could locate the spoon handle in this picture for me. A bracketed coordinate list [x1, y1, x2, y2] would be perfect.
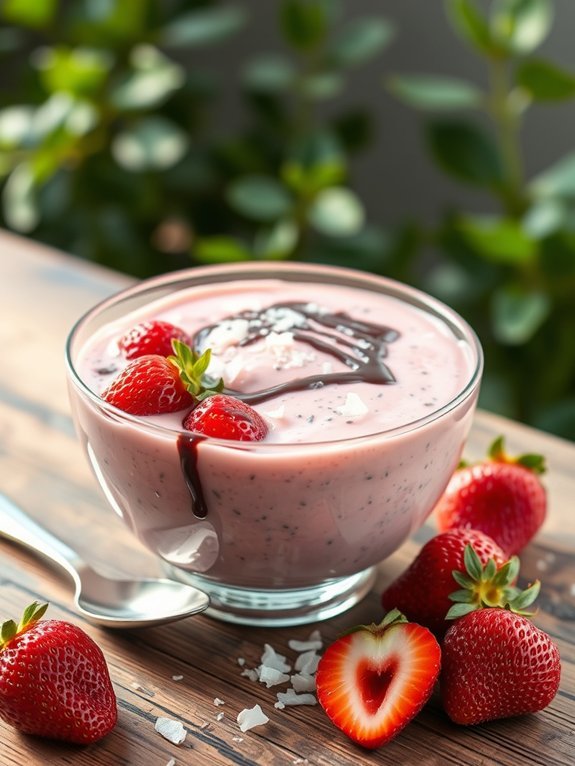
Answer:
[0, 494, 84, 583]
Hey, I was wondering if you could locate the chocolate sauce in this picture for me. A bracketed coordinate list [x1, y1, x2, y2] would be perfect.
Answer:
[182, 302, 400, 518]
[193, 302, 400, 405]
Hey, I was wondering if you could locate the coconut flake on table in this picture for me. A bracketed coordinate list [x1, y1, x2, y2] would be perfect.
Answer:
[288, 637, 323, 653]
[171, 674, 184, 681]
[241, 667, 260, 682]
[215, 711, 225, 721]
[154, 717, 187, 745]
[259, 665, 291, 688]
[294, 650, 320, 675]
[261, 643, 291, 673]
[336, 392, 369, 418]
[290, 672, 316, 693]
[237, 704, 270, 732]
[276, 689, 317, 707]
[166, 759, 176, 766]
[214, 697, 225, 706]
[237, 657, 246, 667]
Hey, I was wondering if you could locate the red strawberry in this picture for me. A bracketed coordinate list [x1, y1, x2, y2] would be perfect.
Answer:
[102, 355, 193, 415]
[119, 320, 189, 360]
[381, 529, 508, 638]
[183, 393, 268, 441]
[435, 436, 547, 555]
[102, 341, 222, 416]
[0, 602, 117, 744]
[316, 610, 440, 749]
[441, 606, 561, 725]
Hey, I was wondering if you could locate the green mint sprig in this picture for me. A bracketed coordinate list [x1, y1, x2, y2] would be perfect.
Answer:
[168, 339, 224, 401]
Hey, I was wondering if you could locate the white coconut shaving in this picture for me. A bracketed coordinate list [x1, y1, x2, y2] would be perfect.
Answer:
[215, 711, 224, 721]
[204, 319, 250, 352]
[288, 638, 323, 653]
[214, 697, 225, 706]
[154, 717, 187, 745]
[237, 657, 246, 667]
[276, 689, 317, 707]
[171, 674, 183, 681]
[294, 650, 320, 675]
[336, 392, 368, 418]
[166, 759, 176, 766]
[261, 643, 291, 673]
[237, 704, 270, 732]
[265, 404, 286, 420]
[259, 665, 291, 688]
[290, 672, 316, 693]
[241, 667, 260, 682]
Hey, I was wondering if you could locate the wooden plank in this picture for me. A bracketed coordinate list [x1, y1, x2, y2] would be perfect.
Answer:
[0, 231, 573, 765]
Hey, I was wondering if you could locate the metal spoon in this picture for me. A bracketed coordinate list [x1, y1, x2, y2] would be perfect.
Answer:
[0, 494, 209, 628]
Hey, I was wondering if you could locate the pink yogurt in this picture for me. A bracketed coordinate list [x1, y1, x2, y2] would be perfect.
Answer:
[67, 264, 482, 606]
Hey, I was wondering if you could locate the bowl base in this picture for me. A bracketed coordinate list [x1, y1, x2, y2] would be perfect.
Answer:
[160, 565, 377, 627]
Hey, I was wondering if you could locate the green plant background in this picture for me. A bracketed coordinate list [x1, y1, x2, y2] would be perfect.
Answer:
[1, 0, 574, 440]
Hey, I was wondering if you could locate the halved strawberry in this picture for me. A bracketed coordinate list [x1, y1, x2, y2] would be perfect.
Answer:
[315, 610, 441, 749]
[119, 320, 189, 360]
[182, 394, 268, 441]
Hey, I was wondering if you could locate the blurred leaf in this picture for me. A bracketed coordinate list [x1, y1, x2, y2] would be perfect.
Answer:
[425, 261, 477, 303]
[112, 117, 189, 171]
[111, 46, 185, 110]
[516, 58, 575, 101]
[280, 0, 327, 51]
[243, 55, 295, 92]
[2, 0, 56, 27]
[34, 47, 112, 96]
[308, 187, 364, 236]
[227, 175, 292, 221]
[0, 106, 35, 148]
[161, 5, 246, 48]
[67, 0, 148, 46]
[539, 231, 575, 281]
[254, 220, 299, 259]
[522, 198, 568, 238]
[300, 72, 344, 100]
[332, 110, 373, 153]
[289, 130, 345, 170]
[530, 152, 575, 199]
[282, 159, 344, 195]
[426, 120, 503, 187]
[445, 0, 493, 54]
[329, 17, 394, 68]
[458, 215, 536, 263]
[195, 236, 252, 263]
[29, 94, 76, 142]
[388, 75, 483, 110]
[2, 163, 39, 232]
[490, 0, 553, 54]
[492, 286, 550, 344]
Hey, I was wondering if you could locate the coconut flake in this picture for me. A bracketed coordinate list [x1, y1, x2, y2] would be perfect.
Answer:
[215, 711, 224, 721]
[308, 629, 322, 644]
[336, 392, 368, 418]
[265, 404, 286, 420]
[237, 657, 246, 667]
[291, 672, 316, 693]
[155, 717, 186, 745]
[241, 667, 260, 682]
[166, 760, 176, 766]
[288, 638, 323, 653]
[276, 689, 317, 707]
[237, 704, 270, 732]
[204, 319, 250, 352]
[214, 697, 225, 706]
[171, 674, 184, 681]
[259, 665, 290, 688]
[274, 700, 286, 710]
[294, 650, 320, 675]
[261, 643, 291, 673]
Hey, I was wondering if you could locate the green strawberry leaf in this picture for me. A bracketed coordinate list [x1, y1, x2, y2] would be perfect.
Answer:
[446, 602, 478, 620]
[168, 339, 224, 400]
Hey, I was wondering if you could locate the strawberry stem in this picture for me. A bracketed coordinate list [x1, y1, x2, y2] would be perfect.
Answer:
[488, 435, 546, 475]
[168, 339, 224, 401]
[0, 601, 48, 651]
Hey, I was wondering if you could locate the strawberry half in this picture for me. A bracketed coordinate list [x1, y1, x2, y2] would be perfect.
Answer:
[182, 393, 268, 441]
[315, 610, 441, 749]
[119, 320, 189, 360]
[0, 602, 117, 744]
[435, 435, 547, 555]
[381, 529, 507, 638]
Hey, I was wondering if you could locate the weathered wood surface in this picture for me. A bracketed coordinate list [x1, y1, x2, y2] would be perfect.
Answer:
[0, 230, 573, 766]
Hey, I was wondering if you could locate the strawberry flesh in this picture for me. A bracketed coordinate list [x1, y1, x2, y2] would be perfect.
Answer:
[316, 612, 441, 749]
[182, 394, 268, 441]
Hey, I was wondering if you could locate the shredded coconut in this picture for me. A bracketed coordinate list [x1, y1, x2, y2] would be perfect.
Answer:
[232, 736, 244, 743]
[215, 711, 224, 721]
[171, 674, 184, 681]
[166, 759, 176, 766]
[261, 643, 291, 673]
[336, 392, 368, 418]
[154, 717, 186, 745]
[294, 650, 320, 675]
[276, 689, 317, 707]
[214, 697, 225, 706]
[291, 672, 316, 693]
[237, 704, 270, 732]
[288, 638, 323, 653]
[241, 667, 260, 682]
[237, 657, 246, 667]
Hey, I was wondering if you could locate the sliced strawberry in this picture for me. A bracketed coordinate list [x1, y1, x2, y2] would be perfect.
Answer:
[182, 394, 268, 441]
[102, 355, 193, 415]
[119, 320, 189, 360]
[435, 435, 547, 555]
[316, 610, 440, 749]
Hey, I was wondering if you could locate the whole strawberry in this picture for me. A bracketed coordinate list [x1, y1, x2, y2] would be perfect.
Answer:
[381, 529, 508, 638]
[316, 609, 441, 749]
[441, 602, 561, 725]
[119, 320, 189, 360]
[183, 393, 268, 441]
[103, 340, 222, 416]
[0, 602, 117, 744]
[435, 436, 547, 556]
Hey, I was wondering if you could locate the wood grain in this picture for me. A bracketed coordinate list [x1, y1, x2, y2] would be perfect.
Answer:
[0, 230, 573, 766]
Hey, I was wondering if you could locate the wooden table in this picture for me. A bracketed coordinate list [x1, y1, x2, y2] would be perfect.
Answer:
[1, 230, 573, 766]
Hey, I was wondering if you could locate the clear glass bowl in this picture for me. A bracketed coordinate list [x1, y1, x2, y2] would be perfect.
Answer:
[65, 262, 483, 626]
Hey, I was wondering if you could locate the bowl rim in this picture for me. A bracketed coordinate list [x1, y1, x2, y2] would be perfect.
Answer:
[65, 261, 483, 450]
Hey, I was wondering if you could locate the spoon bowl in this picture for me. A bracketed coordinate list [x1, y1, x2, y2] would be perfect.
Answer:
[0, 494, 209, 628]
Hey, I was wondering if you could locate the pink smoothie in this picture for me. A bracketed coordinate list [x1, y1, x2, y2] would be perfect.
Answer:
[68, 269, 481, 590]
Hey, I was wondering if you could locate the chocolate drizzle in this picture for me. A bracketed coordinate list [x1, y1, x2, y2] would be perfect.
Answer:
[194, 302, 400, 405]
[181, 302, 400, 518]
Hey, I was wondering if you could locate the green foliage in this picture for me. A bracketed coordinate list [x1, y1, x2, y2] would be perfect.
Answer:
[1, 0, 574, 439]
